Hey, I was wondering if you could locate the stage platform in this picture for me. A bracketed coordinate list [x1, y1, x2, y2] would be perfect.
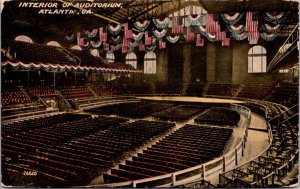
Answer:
[136, 96, 244, 104]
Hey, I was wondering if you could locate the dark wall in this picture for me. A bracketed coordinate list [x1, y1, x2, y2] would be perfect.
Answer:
[168, 43, 183, 84]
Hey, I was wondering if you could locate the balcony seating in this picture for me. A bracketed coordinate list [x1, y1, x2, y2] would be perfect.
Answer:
[237, 84, 274, 100]
[1, 86, 32, 106]
[219, 104, 298, 188]
[27, 86, 58, 99]
[265, 82, 298, 108]
[57, 85, 94, 99]
[2, 40, 76, 65]
[184, 82, 205, 96]
[68, 49, 107, 67]
[206, 84, 240, 97]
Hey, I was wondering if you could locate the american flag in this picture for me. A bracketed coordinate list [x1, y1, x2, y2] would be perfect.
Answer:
[124, 23, 132, 39]
[222, 37, 230, 46]
[122, 46, 128, 54]
[139, 41, 145, 51]
[103, 42, 109, 51]
[159, 39, 166, 49]
[99, 27, 107, 42]
[216, 31, 226, 41]
[245, 12, 252, 31]
[144, 31, 152, 46]
[77, 32, 84, 46]
[172, 16, 184, 34]
[248, 21, 258, 32]
[206, 14, 218, 34]
[245, 12, 258, 32]
[186, 27, 196, 42]
[196, 34, 204, 46]
[248, 31, 259, 44]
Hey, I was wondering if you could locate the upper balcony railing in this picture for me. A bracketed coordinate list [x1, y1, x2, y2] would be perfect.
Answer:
[267, 24, 299, 72]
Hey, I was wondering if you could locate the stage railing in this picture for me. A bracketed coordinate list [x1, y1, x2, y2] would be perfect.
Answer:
[79, 104, 251, 188]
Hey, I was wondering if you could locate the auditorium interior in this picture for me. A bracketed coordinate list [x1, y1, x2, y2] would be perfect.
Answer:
[1, 0, 299, 188]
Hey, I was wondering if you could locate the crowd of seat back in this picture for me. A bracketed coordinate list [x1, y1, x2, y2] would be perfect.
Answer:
[195, 107, 240, 126]
[2, 113, 90, 136]
[184, 83, 205, 96]
[2, 40, 76, 65]
[2, 114, 130, 187]
[104, 125, 232, 186]
[265, 82, 298, 108]
[68, 49, 106, 67]
[57, 85, 94, 99]
[27, 86, 58, 99]
[152, 105, 206, 121]
[107, 63, 136, 71]
[1, 86, 32, 106]
[206, 84, 241, 97]
[86, 101, 174, 118]
[75, 120, 175, 185]
[155, 83, 183, 95]
[92, 84, 115, 96]
[219, 104, 298, 188]
[237, 84, 274, 100]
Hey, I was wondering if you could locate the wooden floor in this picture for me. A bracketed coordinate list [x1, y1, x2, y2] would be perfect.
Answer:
[136, 96, 244, 104]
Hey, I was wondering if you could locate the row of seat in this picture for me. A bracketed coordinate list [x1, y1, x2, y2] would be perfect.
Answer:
[104, 124, 233, 184]
[206, 83, 240, 97]
[1, 86, 32, 106]
[2, 113, 90, 136]
[2, 118, 175, 187]
[27, 86, 58, 99]
[220, 104, 298, 188]
[237, 84, 274, 100]
[86, 101, 173, 118]
[57, 85, 94, 99]
[152, 105, 206, 121]
[195, 107, 240, 126]
[265, 82, 298, 108]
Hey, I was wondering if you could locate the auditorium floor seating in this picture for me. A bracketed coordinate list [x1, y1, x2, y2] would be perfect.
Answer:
[1, 115, 175, 187]
[104, 124, 232, 187]
[85, 101, 174, 118]
[195, 107, 240, 127]
[152, 105, 206, 121]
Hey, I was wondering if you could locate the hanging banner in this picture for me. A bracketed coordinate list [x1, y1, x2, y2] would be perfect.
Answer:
[90, 40, 102, 48]
[231, 31, 249, 41]
[186, 14, 206, 26]
[166, 35, 180, 44]
[264, 12, 287, 24]
[153, 17, 170, 29]
[84, 29, 98, 38]
[1, 61, 143, 74]
[221, 12, 244, 25]
[107, 24, 122, 35]
[132, 32, 144, 41]
[260, 32, 279, 41]
[64, 33, 76, 43]
[153, 29, 167, 39]
[134, 20, 150, 31]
